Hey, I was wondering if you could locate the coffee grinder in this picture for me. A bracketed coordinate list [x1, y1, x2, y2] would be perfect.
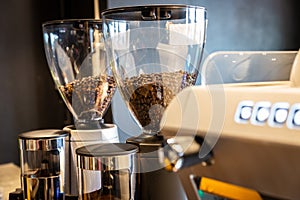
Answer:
[42, 19, 119, 197]
[102, 5, 207, 199]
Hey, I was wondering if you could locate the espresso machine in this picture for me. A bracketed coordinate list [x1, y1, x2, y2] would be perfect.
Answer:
[161, 50, 300, 200]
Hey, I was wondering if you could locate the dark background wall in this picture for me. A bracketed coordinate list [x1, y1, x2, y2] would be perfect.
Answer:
[0, 0, 64, 165]
[0, 0, 299, 165]
[0, 0, 98, 165]
[108, 0, 300, 54]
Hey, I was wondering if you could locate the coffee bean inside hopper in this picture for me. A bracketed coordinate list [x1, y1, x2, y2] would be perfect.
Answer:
[123, 70, 197, 131]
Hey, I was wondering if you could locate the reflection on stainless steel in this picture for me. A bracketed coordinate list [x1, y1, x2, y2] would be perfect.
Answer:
[18, 130, 67, 200]
[160, 136, 215, 172]
[76, 143, 138, 200]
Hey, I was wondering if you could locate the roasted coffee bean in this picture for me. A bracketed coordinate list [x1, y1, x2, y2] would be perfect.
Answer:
[121, 70, 197, 132]
[59, 75, 116, 121]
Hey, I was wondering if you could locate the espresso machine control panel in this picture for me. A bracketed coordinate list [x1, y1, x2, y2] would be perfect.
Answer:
[235, 99, 300, 129]
[161, 51, 300, 200]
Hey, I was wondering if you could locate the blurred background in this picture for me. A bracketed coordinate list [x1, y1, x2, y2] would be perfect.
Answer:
[0, 0, 299, 165]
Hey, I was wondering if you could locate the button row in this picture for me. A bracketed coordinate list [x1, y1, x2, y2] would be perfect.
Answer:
[235, 101, 300, 129]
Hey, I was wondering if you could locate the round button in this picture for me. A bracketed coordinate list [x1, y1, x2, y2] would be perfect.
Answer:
[293, 110, 300, 126]
[256, 107, 270, 122]
[240, 106, 252, 120]
[274, 108, 288, 124]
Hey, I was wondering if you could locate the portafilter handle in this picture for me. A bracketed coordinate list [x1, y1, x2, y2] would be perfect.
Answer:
[159, 135, 215, 172]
